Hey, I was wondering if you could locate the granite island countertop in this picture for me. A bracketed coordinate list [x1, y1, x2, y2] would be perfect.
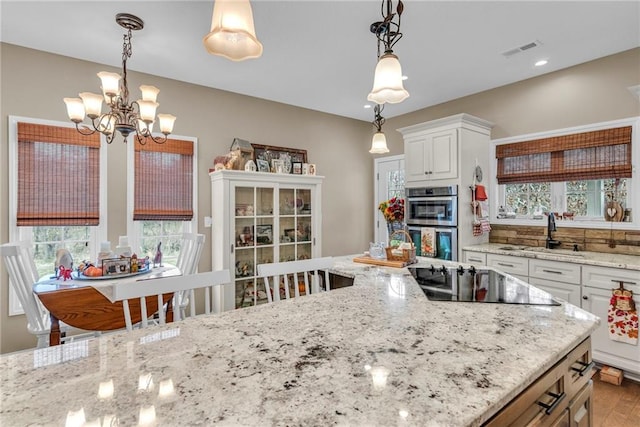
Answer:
[462, 243, 640, 270]
[0, 256, 599, 426]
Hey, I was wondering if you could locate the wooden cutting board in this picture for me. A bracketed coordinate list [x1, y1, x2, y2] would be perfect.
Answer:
[352, 255, 416, 268]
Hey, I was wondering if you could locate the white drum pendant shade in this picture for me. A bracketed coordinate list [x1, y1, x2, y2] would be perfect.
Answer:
[367, 52, 409, 104]
[369, 132, 390, 154]
[203, 0, 263, 61]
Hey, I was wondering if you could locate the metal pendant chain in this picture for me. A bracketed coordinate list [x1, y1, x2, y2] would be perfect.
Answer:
[120, 28, 133, 103]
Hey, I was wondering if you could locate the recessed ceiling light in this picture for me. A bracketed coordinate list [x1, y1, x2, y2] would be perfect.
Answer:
[402, 75, 408, 80]
[535, 59, 548, 67]
[364, 104, 372, 109]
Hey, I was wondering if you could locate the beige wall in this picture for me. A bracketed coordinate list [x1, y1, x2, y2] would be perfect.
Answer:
[0, 43, 373, 353]
[1, 44, 639, 353]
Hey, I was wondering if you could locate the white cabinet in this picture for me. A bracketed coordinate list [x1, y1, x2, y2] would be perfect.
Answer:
[486, 253, 529, 282]
[398, 114, 493, 185]
[529, 259, 581, 306]
[581, 265, 640, 378]
[463, 250, 486, 266]
[210, 170, 323, 311]
[404, 129, 458, 182]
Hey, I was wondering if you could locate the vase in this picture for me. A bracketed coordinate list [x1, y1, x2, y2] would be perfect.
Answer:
[387, 221, 405, 237]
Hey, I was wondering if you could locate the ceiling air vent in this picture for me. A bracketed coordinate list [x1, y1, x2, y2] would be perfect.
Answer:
[502, 40, 542, 58]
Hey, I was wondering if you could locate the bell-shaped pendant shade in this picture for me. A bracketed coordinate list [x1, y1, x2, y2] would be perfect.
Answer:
[63, 98, 86, 123]
[157, 114, 177, 135]
[367, 52, 409, 104]
[369, 131, 390, 154]
[79, 92, 104, 119]
[203, 0, 263, 61]
[139, 85, 160, 102]
[97, 71, 121, 99]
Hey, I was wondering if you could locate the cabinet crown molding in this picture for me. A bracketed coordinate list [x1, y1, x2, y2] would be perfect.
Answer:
[397, 113, 494, 136]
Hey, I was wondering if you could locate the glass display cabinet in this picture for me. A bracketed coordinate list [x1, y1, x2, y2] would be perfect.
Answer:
[210, 170, 323, 310]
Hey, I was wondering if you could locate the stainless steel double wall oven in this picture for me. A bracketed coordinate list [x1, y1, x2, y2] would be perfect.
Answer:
[406, 185, 458, 261]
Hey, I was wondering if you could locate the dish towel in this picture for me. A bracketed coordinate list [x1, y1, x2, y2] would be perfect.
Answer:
[608, 287, 638, 345]
[421, 227, 436, 258]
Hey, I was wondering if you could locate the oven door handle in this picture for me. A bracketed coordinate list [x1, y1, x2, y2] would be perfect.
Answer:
[408, 196, 456, 202]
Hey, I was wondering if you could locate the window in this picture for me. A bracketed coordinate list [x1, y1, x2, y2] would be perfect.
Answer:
[127, 136, 197, 262]
[493, 118, 637, 226]
[8, 116, 106, 315]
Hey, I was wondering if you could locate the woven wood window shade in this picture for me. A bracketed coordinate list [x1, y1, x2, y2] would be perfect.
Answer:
[496, 126, 631, 184]
[134, 138, 194, 221]
[17, 122, 101, 226]
[496, 126, 632, 184]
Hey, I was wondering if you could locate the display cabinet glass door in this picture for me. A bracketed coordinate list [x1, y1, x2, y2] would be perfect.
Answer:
[278, 188, 312, 262]
[233, 185, 274, 308]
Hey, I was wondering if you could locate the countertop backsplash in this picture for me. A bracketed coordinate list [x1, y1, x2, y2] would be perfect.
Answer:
[489, 224, 640, 256]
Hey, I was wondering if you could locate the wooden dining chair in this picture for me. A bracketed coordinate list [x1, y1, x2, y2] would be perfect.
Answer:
[115, 269, 231, 331]
[0, 241, 96, 348]
[174, 233, 206, 319]
[256, 257, 334, 303]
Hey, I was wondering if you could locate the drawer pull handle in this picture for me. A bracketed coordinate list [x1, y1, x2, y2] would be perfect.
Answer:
[497, 262, 514, 268]
[542, 269, 562, 275]
[469, 258, 482, 263]
[571, 361, 595, 376]
[537, 391, 566, 415]
[611, 280, 637, 285]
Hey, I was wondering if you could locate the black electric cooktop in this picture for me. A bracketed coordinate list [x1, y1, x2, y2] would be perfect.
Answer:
[408, 265, 560, 306]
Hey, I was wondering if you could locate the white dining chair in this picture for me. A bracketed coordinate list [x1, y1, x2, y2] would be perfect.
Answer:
[256, 257, 334, 303]
[0, 241, 96, 348]
[174, 233, 206, 318]
[116, 269, 231, 331]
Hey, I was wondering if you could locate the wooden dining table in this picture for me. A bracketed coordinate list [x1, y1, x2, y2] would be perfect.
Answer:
[33, 265, 181, 346]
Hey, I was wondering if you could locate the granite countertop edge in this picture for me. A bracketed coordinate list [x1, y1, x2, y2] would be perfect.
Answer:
[462, 243, 640, 271]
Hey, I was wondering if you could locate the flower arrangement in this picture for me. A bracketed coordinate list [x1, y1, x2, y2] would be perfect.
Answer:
[378, 197, 405, 223]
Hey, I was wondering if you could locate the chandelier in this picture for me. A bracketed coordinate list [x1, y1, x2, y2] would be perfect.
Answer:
[203, 0, 263, 61]
[369, 104, 390, 154]
[64, 13, 176, 145]
[367, 0, 409, 105]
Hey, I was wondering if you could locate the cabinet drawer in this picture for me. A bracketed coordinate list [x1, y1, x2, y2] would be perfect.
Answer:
[487, 254, 528, 277]
[581, 265, 639, 292]
[565, 337, 593, 397]
[529, 259, 581, 285]
[485, 358, 567, 426]
[528, 277, 581, 307]
[464, 251, 487, 266]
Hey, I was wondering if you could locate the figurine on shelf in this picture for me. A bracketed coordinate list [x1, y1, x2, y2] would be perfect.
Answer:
[57, 266, 73, 281]
[153, 242, 163, 267]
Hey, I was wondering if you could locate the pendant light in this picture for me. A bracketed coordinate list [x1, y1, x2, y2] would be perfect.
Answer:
[203, 0, 263, 61]
[369, 104, 390, 154]
[367, 0, 409, 105]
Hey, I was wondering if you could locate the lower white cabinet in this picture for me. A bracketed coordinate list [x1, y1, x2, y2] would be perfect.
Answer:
[486, 253, 528, 282]
[463, 251, 487, 266]
[581, 265, 640, 378]
[529, 277, 581, 307]
[529, 259, 581, 306]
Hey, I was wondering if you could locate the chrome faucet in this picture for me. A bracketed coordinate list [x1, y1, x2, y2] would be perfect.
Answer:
[546, 212, 561, 249]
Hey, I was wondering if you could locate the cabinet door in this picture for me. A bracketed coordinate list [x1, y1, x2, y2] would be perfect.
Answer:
[278, 187, 313, 262]
[405, 136, 427, 182]
[429, 129, 458, 180]
[233, 184, 275, 308]
[529, 277, 581, 307]
[569, 382, 592, 427]
[581, 286, 640, 375]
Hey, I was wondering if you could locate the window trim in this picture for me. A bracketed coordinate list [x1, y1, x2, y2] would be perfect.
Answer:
[8, 116, 108, 315]
[490, 116, 639, 230]
[126, 134, 198, 253]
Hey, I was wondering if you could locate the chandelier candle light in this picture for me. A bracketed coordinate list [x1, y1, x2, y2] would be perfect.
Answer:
[64, 13, 176, 145]
[368, 0, 409, 105]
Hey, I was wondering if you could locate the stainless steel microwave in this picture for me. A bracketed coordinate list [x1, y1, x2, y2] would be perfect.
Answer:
[406, 186, 457, 227]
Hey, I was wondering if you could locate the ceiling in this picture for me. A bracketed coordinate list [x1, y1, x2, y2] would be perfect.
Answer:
[1, 1, 639, 122]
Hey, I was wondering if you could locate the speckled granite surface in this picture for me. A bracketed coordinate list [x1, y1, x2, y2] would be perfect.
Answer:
[0, 256, 598, 426]
[462, 243, 640, 271]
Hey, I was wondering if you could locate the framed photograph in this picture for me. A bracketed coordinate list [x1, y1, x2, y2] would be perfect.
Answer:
[252, 144, 307, 164]
[292, 162, 302, 174]
[255, 225, 273, 245]
[256, 159, 270, 172]
[272, 159, 285, 174]
[307, 164, 316, 175]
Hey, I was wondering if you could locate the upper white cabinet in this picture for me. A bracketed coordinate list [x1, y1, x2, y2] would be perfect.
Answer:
[398, 114, 493, 185]
[210, 170, 323, 311]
